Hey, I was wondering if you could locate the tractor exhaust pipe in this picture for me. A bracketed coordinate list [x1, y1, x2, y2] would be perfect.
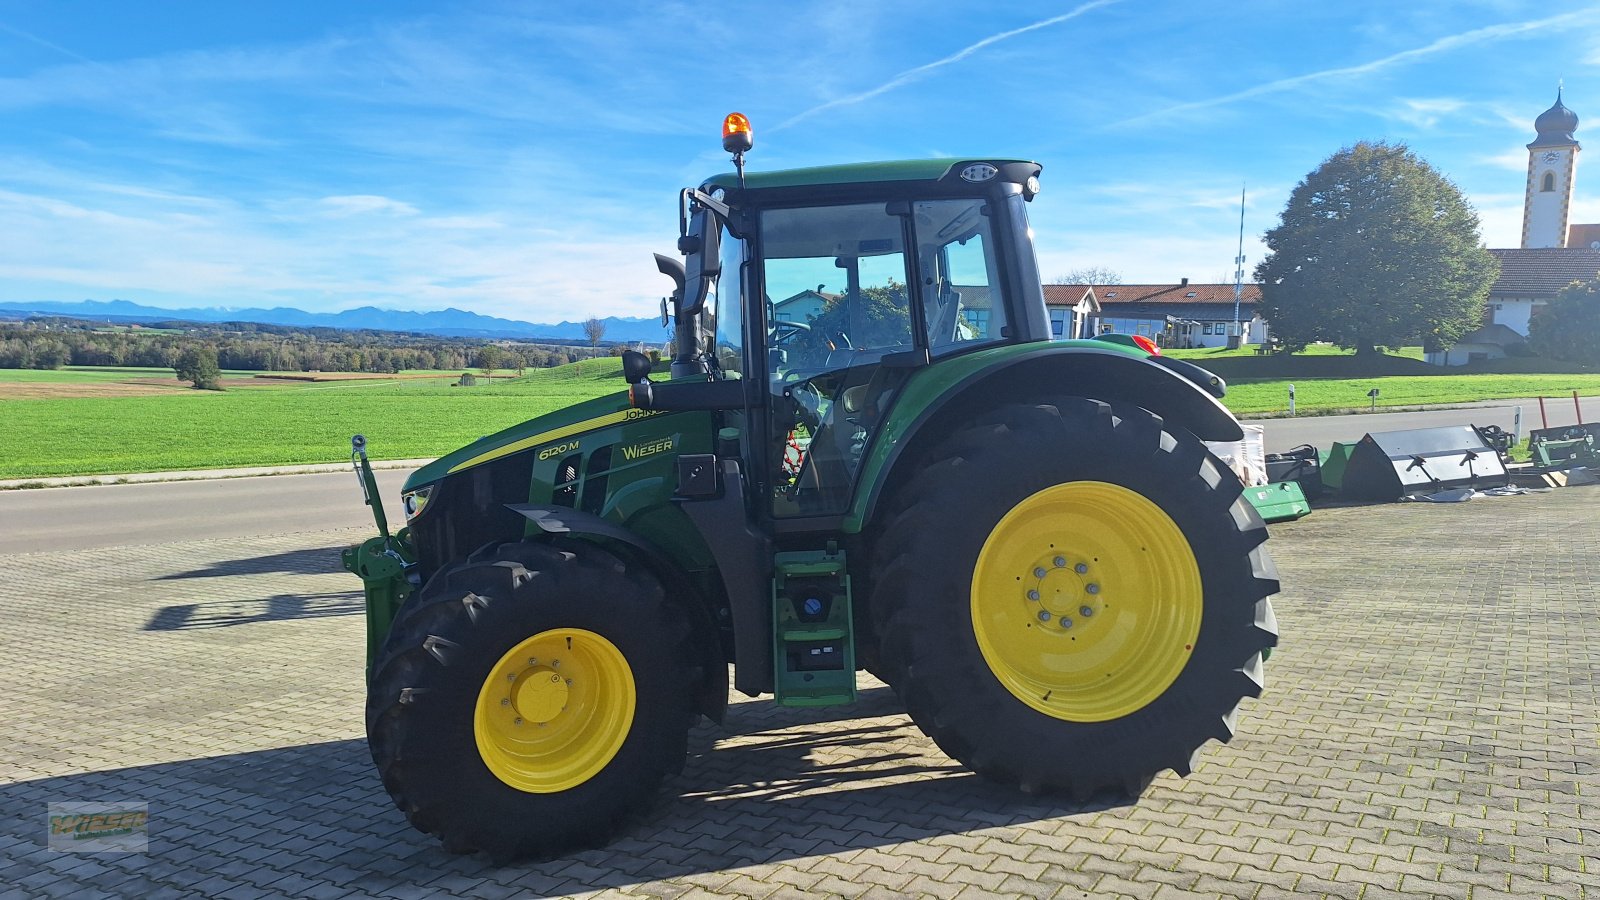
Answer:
[655, 252, 704, 379]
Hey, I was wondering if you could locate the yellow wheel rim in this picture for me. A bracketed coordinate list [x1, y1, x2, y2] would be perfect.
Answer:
[971, 481, 1203, 722]
[473, 628, 635, 793]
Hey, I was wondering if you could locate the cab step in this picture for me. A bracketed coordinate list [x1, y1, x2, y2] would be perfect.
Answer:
[772, 546, 856, 707]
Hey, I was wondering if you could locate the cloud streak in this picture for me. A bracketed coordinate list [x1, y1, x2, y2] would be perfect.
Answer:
[0, 20, 98, 67]
[773, 0, 1125, 131]
[1121, 8, 1600, 127]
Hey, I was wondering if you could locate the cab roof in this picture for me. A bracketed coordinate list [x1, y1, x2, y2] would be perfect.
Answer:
[704, 158, 1037, 191]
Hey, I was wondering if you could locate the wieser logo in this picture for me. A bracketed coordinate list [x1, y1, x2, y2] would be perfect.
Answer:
[47, 802, 149, 853]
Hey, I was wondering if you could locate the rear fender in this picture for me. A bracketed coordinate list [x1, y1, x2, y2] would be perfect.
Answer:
[845, 345, 1242, 532]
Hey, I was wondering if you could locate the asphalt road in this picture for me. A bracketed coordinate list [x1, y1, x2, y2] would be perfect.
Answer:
[0, 468, 415, 554]
[2, 396, 1591, 554]
[1256, 395, 1588, 453]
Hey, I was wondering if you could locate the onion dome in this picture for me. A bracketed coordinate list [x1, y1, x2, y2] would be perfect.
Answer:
[1529, 89, 1579, 148]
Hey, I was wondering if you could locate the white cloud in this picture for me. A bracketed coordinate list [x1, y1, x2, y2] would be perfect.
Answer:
[1466, 192, 1527, 247]
[1386, 97, 1469, 129]
[1123, 9, 1600, 127]
[317, 195, 420, 217]
[1480, 148, 1531, 173]
[775, 0, 1125, 130]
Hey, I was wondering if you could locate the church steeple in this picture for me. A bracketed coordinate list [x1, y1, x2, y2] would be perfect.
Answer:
[1523, 89, 1581, 248]
[1529, 88, 1580, 148]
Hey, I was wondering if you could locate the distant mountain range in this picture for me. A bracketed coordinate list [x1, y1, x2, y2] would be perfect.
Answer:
[0, 299, 672, 343]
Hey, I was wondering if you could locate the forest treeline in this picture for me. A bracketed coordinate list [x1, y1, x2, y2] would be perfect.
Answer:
[0, 317, 614, 373]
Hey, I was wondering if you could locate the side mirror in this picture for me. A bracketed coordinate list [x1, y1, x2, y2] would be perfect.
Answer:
[621, 350, 653, 385]
[680, 210, 721, 315]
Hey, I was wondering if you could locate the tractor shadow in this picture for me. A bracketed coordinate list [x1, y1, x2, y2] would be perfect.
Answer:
[0, 689, 1135, 893]
[156, 546, 345, 580]
[143, 590, 363, 630]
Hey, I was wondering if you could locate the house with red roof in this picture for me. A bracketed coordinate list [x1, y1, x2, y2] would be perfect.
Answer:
[1046, 280, 1267, 348]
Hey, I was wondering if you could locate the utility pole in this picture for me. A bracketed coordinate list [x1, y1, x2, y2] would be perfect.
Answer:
[1232, 184, 1246, 342]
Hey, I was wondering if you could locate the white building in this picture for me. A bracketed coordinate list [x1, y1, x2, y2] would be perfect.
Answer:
[1432, 91, 1600, 365]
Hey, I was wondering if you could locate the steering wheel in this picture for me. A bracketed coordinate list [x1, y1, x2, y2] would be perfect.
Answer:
[787, 380, 826, 431]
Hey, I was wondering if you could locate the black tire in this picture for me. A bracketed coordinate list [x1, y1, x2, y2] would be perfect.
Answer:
[869, 398, 1279, 798]
[367, 538, 696, 862]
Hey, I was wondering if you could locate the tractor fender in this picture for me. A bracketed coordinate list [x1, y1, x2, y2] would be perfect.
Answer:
[506, 504, 728, 724]
[845, 345, 1243, 533]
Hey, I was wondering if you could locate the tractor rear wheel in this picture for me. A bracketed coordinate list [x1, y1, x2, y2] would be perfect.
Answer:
[366, 539, 696, 862]
[869, 398, 1278, 797]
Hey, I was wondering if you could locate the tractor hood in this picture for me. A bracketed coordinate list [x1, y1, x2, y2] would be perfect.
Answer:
[402, 388, 657, 493]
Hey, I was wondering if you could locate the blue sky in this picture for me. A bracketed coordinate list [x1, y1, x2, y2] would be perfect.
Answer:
[1, 1, 1597, 321]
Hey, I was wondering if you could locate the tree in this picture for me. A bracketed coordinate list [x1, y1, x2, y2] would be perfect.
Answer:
[582, 317, 607, 353]
[1254, 141, 1499, 355]
[478, 344, 502, 382]
[1052, 267, 1122, 285]
[800, 279, 912, 354]
[1528, 273, 1600, 365]
[173, 345, 223, 390]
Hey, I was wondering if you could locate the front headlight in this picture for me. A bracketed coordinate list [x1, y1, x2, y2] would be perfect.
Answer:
[401, 486, 433, 521]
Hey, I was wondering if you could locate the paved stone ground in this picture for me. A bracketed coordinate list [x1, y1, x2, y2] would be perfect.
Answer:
[1, 489, 1597, 899]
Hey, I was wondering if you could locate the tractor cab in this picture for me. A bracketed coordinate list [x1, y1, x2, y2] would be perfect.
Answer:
[636, 132, 1050, 528]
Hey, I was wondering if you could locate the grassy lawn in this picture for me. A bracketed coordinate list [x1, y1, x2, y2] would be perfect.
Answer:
[1225, 374, 1600, 415]
[5, 356, 1600, 478]
[0, 359, 632, 478]
[1164, 343, 1427, 361]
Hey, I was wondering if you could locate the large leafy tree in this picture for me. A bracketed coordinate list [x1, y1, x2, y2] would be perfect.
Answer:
[173, 345, 222, 391]
[1528, 273, 1600, 365]
[1255, 141, 1499, 355]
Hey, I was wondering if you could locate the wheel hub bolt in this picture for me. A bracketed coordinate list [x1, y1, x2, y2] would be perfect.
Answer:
[1027, 590, 1040, 601]
[1080, 606, 1094, 618]
[514, 717, 523, 726]
[1037, 611, 1052, 622]
[1086, 583, 1100, 595]
[1033, 567, 1047, 579]
[501, 698, 510, 706]
[528, 658, 537, 666]
[1075, 563, 1088, 574]
[1053, 556, 1067, 568]
[1060, 617, 1073, 629]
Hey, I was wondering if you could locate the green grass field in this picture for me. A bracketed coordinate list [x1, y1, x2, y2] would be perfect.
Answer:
[0, 360, 633, 478]
[4, 357, 1600, 478]
[1164, 344, 1427, 361]
[1225, 374, 1600, 415]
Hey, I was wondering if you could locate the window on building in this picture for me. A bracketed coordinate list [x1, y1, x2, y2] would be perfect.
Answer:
[1203, 323, 1214, 335]
[1049, 308, 1068, 337]
[1542, 172, 1556, 192]
[1185, 291, 1197, 297]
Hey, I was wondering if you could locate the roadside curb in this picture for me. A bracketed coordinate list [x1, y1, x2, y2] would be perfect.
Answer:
[0, 459, 432, 491]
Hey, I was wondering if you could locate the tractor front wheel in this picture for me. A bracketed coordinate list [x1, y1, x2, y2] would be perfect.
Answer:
[870, 398, 1279, 797]
[366, 539, 696, 862]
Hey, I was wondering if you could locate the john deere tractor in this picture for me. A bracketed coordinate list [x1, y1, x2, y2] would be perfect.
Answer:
[344, 115, 1279, 862]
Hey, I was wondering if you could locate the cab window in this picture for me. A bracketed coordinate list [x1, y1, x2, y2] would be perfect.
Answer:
[914, 199, 1007, 350]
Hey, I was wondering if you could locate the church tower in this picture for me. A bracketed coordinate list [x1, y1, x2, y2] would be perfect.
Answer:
[1522, 90, 1580, 248]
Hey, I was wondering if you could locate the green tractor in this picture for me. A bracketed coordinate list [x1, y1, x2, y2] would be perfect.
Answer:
[345, 116, 1278, 862]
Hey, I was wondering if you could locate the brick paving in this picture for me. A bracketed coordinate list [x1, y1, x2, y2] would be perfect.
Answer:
[1, 488, 1597, 898]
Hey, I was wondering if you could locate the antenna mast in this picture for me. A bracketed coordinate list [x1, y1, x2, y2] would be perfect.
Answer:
[1232, 184, 1246, 343]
